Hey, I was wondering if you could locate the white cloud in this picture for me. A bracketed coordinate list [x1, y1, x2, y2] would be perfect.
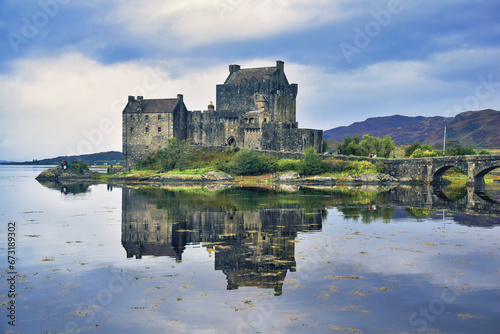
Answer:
[104, 0, 349, 48]
[287, 48, 500, 129]
[0, 53, 224, 161]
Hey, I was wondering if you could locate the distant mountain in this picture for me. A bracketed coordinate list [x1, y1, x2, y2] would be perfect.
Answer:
[425, 109, 500, 148]
[0, 160, 17, 164]
[324, 115, 453, 144]
[324, 109, 500, 148]
[2, 151, 122, 165]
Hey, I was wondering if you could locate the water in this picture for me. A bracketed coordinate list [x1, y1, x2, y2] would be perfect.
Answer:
[1, 165, 499, 333]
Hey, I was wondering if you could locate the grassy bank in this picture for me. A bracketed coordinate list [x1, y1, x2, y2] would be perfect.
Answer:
[132, 142, 383, 178]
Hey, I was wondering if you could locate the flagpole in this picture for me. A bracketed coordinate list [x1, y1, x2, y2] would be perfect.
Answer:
[442, 127, 446, 154]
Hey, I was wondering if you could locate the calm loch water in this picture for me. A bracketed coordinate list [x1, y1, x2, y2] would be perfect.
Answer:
[1, 165, 499, 333]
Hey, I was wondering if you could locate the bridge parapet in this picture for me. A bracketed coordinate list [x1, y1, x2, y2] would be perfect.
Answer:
[331, 154, 500, 189]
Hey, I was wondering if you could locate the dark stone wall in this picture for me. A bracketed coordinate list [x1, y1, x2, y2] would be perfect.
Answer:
[261, 124, 323, 153]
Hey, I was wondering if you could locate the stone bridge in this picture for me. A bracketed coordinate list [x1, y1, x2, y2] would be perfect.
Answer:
[382, 155, 500, 189]
[332, 154, 500, 190]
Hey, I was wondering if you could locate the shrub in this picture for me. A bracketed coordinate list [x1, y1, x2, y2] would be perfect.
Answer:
[298, 147, 328, 175]
[478, 149, 491, 155]
[69, 161, 89, 174]
[275, 159, 300, 172]
[411, 149, 439, 158]
[225, 149, 269, 175]
[445, 145, 475, 156]
[405, 143, 434, 157]
[324, 159, 349, 173]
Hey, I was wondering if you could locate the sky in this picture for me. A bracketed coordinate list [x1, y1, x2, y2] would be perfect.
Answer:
[0, 0, 499, 161]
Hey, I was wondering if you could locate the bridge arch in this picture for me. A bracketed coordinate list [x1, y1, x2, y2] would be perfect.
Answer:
[432, 165, 467, 181]
[475, 165, 500, 178]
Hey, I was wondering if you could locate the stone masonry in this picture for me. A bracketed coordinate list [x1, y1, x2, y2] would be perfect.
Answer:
[122, 61, 323, 168]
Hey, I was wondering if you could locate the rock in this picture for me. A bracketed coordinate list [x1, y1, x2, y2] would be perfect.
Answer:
[348, 175, 361, 181]
[36, 166, 98, 181]
[202, 171, 234, 181]
[360, 173, 379, 182]
[35, 167, 62, 180]
[308, 176, 336, 182]
[379, 174, 398, 182]
[278, 172, 300, 181]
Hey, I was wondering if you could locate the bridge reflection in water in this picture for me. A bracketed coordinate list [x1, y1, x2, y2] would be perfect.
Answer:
[121, 185, 499, 293]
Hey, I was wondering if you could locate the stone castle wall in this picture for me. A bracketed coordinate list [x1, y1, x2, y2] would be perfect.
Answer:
[123, 112, 175, 168]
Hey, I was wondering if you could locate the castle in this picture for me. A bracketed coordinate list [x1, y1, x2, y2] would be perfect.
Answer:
[122, 60, 323, 168]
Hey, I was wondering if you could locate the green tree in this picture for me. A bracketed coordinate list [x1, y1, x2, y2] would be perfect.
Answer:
[322, 139, 329, 153]
[337, 135, 362, 156]
[405, 142, 434, 157]
[380, 135, 396, 158]
[445, 145, 476, 156]
[298, 147, 327, 175]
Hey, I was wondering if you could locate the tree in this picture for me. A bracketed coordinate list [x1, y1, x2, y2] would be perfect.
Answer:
[380, 135, 396, 158]
[298, 147, 328, 175]
[338, 134, 395, 158]
[445, 145, 475, 156]
[322, 139, 329, 153]
[338, 135, 362, 156]
[405, 142, 434, 157]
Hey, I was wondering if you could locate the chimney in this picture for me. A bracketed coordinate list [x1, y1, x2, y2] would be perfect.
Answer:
[276, 60, 284, 73]
[136, 96, 143, 112]
[229, 64, 241, 74]
[177, 94, 183, 102]
[128, 96, 135, 103]
[208, 101, 215, 112]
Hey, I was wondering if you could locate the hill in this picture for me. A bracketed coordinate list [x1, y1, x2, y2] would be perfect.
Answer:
[425, 109, 500, 148]
[3, 151, 122, 166]
[324, 109, 500, 148]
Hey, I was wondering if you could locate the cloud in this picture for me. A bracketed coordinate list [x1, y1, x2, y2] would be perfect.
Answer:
[103, 0, 350, 49]
[0, 53, 224, 161]
[287, 48, 500, 129]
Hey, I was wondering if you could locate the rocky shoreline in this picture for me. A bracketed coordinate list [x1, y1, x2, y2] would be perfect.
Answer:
[36, 166, 404, 187]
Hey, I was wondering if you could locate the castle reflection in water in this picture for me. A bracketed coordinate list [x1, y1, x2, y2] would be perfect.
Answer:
[121, 187, 324, 294]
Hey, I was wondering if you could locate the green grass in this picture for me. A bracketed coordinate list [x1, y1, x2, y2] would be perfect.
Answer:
[166, 167, 219, 175]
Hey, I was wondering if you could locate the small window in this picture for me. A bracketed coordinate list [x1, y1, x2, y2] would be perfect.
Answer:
[145, 127, 149, 133]
[130, 127, 134, 133]
[158, 115, 162, 120]
[130, 115, 134, 121]
[145, 115, 149, 121]
[158, 127, 161, 133]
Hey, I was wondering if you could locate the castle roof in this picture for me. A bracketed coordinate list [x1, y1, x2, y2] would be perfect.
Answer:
[225, 66, 277, 85]
[124, 98, 179, 114]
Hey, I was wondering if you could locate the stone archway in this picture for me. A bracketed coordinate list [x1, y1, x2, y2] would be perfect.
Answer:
[227, 137, 236, 147]
[432, 165, 467, 183]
